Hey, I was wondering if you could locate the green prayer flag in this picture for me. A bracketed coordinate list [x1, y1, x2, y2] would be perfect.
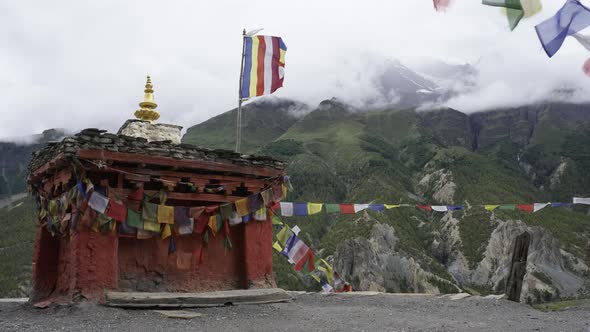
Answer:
[142, 201, 158, 223]
[215, 214, 223, 232]
[325, 204, 341, 214]
[97, 213, 112, 226]
[126, 209, 143, 229]
[499, 204, 516, 210]
[483, 0, 524, 30]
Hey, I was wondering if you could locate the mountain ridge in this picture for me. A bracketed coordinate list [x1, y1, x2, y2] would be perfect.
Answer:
[182, 97, 590, 302]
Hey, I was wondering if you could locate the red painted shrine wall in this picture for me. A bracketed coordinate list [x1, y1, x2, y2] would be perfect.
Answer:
[32, 209, 119, 303]
[31, 207, 275, 303]
[117, 218, 275, 294]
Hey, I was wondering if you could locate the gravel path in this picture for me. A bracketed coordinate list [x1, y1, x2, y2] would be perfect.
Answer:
[0, 293, 588, 331]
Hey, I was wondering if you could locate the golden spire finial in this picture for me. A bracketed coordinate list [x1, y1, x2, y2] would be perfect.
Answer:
[134, 75, 160, 123]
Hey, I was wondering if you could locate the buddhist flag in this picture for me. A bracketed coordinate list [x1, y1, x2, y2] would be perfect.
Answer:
[240, 35, 287, 99]
[535, 0, 590, 58]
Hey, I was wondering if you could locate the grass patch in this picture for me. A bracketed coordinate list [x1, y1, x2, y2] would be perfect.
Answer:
[458, 210, 497, 270]
[533, 298, 590, 312]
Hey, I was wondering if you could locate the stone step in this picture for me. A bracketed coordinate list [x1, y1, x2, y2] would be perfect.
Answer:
[105, 288, 292, 308]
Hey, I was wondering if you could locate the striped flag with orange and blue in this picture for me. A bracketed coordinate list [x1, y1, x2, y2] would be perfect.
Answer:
[240, 35, 287, 99]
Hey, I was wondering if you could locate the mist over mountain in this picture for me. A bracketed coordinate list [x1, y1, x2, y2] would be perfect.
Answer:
[0, 129, 67, 197]
[1, 61, 590, 299]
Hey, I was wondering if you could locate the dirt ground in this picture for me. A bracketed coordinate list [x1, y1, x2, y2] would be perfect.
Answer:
[0, 293, 589, 331]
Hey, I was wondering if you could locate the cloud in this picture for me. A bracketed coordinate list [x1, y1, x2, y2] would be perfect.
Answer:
[1, 0, 589, 138]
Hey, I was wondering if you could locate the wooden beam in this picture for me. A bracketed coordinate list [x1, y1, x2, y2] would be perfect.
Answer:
[142, 191, 245, 203]
[113, 166, 271, 185]
[124, 173, 151, 182]
[31, 152, 65, 178]
[76, 150, 284, 178]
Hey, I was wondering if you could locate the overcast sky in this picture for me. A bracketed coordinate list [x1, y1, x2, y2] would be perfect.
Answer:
[1, 0, 589, 139]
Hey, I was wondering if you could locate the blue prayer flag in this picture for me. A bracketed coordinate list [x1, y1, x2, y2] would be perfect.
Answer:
[294, 203, 308, 216]
[369, 204, 385, 212]
[447, 205, 465, 211]
[535, 0, 590, 57]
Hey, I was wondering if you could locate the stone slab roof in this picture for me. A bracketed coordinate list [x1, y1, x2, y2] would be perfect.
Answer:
[28, 128, 285, 176]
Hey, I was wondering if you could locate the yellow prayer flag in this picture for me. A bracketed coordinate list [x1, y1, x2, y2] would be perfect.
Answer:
[157, 205, 175, 224]
[208, 215, 218, 236]
[310, 272, 321, 283]
[235, 198, 250, 217]
[39, 208, 47, 220]
[272, 241, 283, 252]
[161, 224, 172, 239]
[484, 205, 500, 211]
[318, 258, 334, 284]
[271, 216, 284, 226]
[384, 204, 401, 209]
[48, 200, 58, 217]
[276, 226, 293, 246]
[282, 184, 287, 199]
[307, 203, 323, 215]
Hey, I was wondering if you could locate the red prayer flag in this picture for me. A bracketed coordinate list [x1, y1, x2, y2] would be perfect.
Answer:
[417, 205, 433, 212]
[128, 185, 144, 201]
[190, 207, 205, 220]
[194, 214, 209, 234]
[294, 249, 316, 272]
[433, 0, 452, 12]
[106, 200, 127, 222]
[339, 204, 355, 214]
[584, 57, 590, 77]
[205, 206, 219, 214]
[270, 202, 280, 211]
[517, 204, 534, 213]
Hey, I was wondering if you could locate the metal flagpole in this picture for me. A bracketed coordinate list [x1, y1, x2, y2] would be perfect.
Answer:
[236, 29, 247, 153]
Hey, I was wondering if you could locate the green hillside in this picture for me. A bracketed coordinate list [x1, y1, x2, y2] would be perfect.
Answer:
[0, 197, 36, 297]
[184, 99, 590, 293]
[183, 99, 303, 153]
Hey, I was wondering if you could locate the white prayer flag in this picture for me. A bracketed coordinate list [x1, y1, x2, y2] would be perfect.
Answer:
[353, 204, 369, 213]
[280, 202, 294, 217]
[178, 218, 194, 235]
[573, 197, 590, 205]
[88, 191, 109, 214]
[533, 203, 550, 213]
[229, 211, 243, 226]
[431, 206, 449, 212]
[254, 208, 267, 221]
